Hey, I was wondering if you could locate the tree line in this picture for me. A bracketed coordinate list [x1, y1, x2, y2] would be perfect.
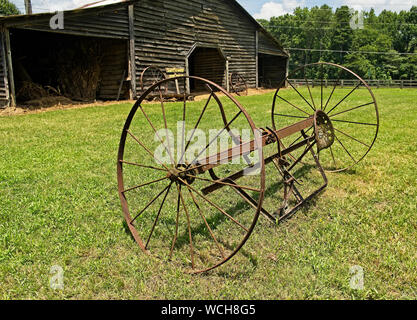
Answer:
[258, 5, 417, 80]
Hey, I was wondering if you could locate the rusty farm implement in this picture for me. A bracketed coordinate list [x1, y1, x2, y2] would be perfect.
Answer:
[117, 62, 379, 273]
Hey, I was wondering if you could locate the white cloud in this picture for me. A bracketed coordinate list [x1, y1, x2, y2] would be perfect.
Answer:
[342, 0, 415, 13]
[253, 0, 305, 19]
[32, 0, 122, 13]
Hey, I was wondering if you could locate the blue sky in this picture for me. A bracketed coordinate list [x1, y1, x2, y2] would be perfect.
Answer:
[11, 0, 416, 17]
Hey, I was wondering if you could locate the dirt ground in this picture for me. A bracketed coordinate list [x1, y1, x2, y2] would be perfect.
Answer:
[0, 88, 276, 117]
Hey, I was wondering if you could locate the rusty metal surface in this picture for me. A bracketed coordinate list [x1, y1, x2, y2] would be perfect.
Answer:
[117, 62, 379, 273]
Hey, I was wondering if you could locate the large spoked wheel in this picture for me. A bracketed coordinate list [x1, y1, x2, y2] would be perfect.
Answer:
[140, 66, 167, 94]
[272, 62, 379, 172]
[118, 76, 265, 273]
[230, 73, 248, 96]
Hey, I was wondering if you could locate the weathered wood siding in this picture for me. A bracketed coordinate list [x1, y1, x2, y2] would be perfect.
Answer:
[133, 0, 267, 92]
[258, 31, 285, 56]
[6, 4, 129, 40]
[0, 33, 8, 107]
[98, 40, 128, 99]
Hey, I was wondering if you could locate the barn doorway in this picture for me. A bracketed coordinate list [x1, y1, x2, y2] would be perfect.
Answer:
[188, 46, 226, 93]
[9, 29, 129, 107]
[258, 54, 288, 88]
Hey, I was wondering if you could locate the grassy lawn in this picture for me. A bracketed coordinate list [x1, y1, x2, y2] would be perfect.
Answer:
[0, 88, 416, 299]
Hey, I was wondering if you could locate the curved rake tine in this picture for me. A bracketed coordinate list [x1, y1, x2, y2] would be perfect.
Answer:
[177, 183, 195, 269]
[145, 182, 173, 250]
[186, 187, 225, 260]
[130, 183, 172, 224]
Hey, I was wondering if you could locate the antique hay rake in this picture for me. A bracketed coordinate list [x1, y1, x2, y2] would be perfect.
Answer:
[117, 62, 379, 273]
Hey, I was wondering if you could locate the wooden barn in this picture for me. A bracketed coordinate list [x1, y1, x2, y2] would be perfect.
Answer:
[0, 0, 288, 108]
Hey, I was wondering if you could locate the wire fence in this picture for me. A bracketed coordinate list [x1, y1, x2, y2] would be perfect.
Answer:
[288, 79, 417, 89]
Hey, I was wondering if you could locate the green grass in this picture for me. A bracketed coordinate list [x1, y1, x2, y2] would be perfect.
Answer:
[0, 88, 416, 300]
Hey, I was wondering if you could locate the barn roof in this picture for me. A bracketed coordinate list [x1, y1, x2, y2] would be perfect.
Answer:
[0, 0, 287, 56]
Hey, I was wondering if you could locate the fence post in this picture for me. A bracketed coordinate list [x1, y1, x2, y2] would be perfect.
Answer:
[341, 80, 344, 88]
[401, 80, 404, 89]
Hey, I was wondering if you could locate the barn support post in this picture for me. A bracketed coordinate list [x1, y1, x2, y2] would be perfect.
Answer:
[128, 4, 137, 99]
[4, 28, 15, 107]
[226, 59, 230, 92]
[255, 30, 259, 89]
[185, 58, 190, 95]
[1, 30, 10, 106]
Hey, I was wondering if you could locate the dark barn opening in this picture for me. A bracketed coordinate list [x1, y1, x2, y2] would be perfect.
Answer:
[258, 53, 287, 88]
[188, 47, 226, 92]
[10, 29, 129, 106]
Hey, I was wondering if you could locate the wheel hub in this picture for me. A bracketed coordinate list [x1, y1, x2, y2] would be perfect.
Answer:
[167, 165, 196, 185]
[315, 110, 335, 151]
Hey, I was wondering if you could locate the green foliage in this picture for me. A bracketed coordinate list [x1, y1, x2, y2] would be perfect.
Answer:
[259, 5, 417, 80]
[0, 0, 20, 16]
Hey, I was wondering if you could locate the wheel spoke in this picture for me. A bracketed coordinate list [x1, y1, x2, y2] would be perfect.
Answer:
[190, 111, 243, 166]
[178, 177, 249, 232]
[122, 176, 168, 194]
[305, 78, 317, 110]
[138, 105, 175, 165]
[333, 127, 371, 148]
[126, 130, 171, 171]
[330, 102, 375, 118]
[178, 91, 213, 164]
[323, 78, 340, 112]
[186, 188, 225, 259]
[159, 88, 177, 166]
[320, 64, 324, 110]
[334, 134, 356, 163]
[169, 184, 182, 259]
[331, 119, 377, 127]
[176, 183, 195, 269]
[276, 95, 311, 116]
[119, 160, 168, 172]
[329, 146, 337, 168]
[130, 183, 172, 224]
[288, 80, 316, 112]
[145, 182, 173, 249]
[187, 174, 262, 193]
[274, 113, 308, 120]
[327, 82, 361, 115]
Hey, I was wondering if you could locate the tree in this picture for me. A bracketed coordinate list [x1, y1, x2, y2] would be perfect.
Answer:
[0, 0, 20, 16]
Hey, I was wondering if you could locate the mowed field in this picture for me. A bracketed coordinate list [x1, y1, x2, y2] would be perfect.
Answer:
[0, 88, 416, 299]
